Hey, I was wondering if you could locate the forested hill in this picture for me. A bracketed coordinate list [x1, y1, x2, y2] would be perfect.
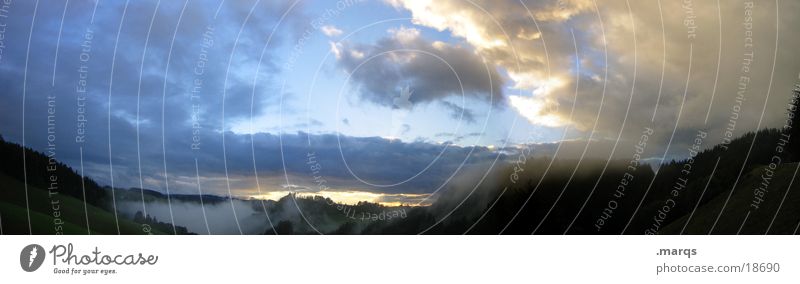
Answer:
[0, 136, 187, 234]
[0, 135, 106, 206]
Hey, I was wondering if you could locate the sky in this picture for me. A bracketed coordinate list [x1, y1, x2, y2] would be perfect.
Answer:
[0, 0, 798, 205]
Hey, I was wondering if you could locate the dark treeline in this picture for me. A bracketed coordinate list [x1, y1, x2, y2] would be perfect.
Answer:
[0, 136, 106, 207]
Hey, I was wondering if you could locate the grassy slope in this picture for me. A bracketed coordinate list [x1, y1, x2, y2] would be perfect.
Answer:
[0, 173, 162, 234]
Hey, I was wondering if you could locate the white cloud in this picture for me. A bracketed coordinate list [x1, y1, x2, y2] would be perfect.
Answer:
[386, 0, 800, 159]
[321, 25, 343, 37]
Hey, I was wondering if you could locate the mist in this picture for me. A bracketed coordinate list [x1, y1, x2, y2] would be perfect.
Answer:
[116, 199, 271, 235]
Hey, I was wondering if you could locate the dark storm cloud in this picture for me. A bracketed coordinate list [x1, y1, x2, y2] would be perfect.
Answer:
[77, 129, 506, 196]
[248, 132, 504, 194]
[331, 26, 504, 110]
[439, 101, 476, 124]
[0, 0, 310, 192]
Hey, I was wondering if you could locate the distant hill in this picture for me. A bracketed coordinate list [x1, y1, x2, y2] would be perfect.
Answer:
[112, 187, 230, 204]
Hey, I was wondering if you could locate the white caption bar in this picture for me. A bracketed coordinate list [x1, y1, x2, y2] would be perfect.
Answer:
[0, 236, 798, 283]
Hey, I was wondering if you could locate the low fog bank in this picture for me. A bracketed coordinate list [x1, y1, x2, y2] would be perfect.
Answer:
[116, 199, 271, 234]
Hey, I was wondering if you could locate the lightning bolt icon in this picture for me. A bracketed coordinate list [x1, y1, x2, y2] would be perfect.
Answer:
[28, 246, 38, 268]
